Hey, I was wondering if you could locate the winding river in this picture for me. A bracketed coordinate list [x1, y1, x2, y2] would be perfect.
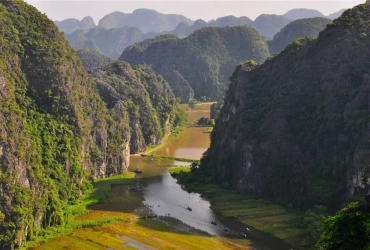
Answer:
[126, 104, 294, 250]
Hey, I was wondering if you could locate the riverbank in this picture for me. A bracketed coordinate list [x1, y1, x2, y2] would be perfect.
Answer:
[29, 171, 249, 250]
[170, 167, 309, 249]
[22, 173, 135, 249]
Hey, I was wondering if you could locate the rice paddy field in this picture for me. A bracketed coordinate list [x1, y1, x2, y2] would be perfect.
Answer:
[170, 167, 308, 248]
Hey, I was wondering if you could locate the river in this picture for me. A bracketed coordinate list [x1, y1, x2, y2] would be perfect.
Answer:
[127, 104, 295, 250]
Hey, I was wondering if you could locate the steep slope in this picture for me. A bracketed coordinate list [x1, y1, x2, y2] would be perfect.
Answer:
[54, 16, 97, 34]
[0, 1, 178, 249]
[268, 17, 332, 54]
[66, 26, 158, 59]
[91, 61, 177, 153]
[76, 49, 113, 70]
[251, 14, 292, 39]
[200, 5, 370, 211]
[283, 8, 325, 20]
[327, 9, 347, 19]
[98, 9, 193, 33]
[120, 26, 269, 102]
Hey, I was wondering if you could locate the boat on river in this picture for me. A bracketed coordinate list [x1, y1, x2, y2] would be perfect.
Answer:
[134, 168, 143, 173]
[187, 207, 192, 211]
[211, 221, 217, 225]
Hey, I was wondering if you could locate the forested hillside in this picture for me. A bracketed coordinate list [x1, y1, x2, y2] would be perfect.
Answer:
[66, 26, 157, 59]
[120, 26, 269, 102]
[0, 1, 179, 248]
[200, 4, 370, 211]
[268, 17, 332, 54]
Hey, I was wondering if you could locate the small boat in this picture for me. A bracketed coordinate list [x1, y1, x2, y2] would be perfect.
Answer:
[187, 207, 192, 211]
[211, 221, 217, 226]
[134, 168, 143, 173]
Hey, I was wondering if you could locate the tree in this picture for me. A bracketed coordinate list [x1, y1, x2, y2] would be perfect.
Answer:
[189, 100, 196, 109]
[316, 202, 370, 250]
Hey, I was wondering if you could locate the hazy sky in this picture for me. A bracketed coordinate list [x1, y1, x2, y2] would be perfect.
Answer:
[24, 1, 364, 23]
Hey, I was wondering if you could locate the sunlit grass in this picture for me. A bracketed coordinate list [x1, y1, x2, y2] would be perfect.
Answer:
[22, 173, 135, 249]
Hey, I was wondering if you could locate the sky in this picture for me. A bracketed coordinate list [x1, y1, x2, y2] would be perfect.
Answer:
[24, 0, 364, 23]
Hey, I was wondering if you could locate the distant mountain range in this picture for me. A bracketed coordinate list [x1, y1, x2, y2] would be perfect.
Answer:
[120, 26, 270, 102]
[55, 7, 347, 35]
[57, 7, 345, 60]
[65, 26, 157, 59]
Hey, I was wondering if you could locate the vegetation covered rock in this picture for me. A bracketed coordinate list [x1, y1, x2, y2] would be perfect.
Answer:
[120, 26, 270, 102]
[268, 17, 332, 54]
[77, 48, 113, 70]
[0, 1, 179, 248]
[200, 4, 370, 212]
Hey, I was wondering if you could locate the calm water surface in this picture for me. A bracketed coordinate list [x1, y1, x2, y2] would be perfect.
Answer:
[127, 106, 294, 249]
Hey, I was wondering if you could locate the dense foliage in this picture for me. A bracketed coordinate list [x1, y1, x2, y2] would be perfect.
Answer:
[91, 61, 179, 152]
[268, 17, 332, 54]
[317, 202, 370, 249]
[66, 26, 157, 59]
[76, 48, 113, 70]
[120, 26, 270, 102]
[0, 1, 180, 248]
[200, 4, 370, 212]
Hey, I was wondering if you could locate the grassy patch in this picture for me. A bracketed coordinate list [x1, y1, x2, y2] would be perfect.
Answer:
[142, 154, 200, 163]
[169, 167, 308, 248]
[203, 127, 213, 133]
[22, 173, 136, 249]
[31, 173, 250, 250]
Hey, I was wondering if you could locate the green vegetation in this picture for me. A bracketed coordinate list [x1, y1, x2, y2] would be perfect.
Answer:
[203, 127, 213, 133]
[91, 60, 181, 153]
[143, 155, 199, 164]
[120, 26, 270, 102]
[0, 2, 180, 249]
[20, 173, 135, 249]
[200, 3, 370, 217]
[317, 202, 370, 249]
[66, 26, 156, 59]
[169, 167, 325, 248]
[76, 48, 113, 70]
[268, 17, 332, 54]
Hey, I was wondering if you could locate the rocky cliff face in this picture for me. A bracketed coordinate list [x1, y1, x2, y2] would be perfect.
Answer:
[200, 4, 370, 211]
[90, 61, 176, 153]
[0, 2, 177, 249]
[120, 26, 270, 103]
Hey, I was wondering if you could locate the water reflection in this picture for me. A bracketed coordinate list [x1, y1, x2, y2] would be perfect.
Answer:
[153, 127, 210, 159]
[142, 171, 221, 236]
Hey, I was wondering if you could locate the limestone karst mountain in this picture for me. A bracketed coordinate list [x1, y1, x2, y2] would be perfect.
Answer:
[268, 17, 332, 54]
[283, 8, 325, 20]
[120, 26, 270, 103]
[200, 4, 370, 211]
[250, 14, 292, 39]
[54, 16, 97, 34]
[0, 2, 179, 249]
[98, 9, 193, 33]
